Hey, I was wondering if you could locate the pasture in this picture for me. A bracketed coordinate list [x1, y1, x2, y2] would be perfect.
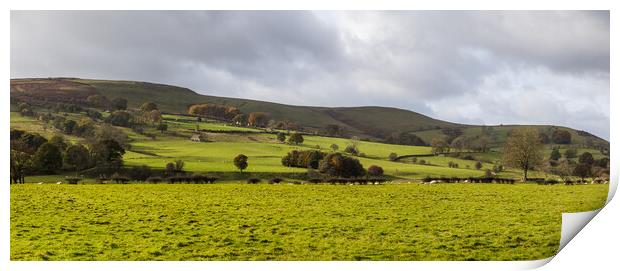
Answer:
[124, 136, 519, 179]
[11, 183, 608, 261]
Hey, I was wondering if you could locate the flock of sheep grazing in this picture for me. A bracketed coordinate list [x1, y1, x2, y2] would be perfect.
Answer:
[34, 177, 609, 185]
[422, 177, 516, 184]
[420, 176, 609, 185]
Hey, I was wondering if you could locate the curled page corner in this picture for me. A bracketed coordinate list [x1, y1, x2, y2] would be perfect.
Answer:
[558, 209, 602, 252]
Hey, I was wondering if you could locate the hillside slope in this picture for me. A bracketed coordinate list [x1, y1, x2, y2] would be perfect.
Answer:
[10, 78, 608, 148]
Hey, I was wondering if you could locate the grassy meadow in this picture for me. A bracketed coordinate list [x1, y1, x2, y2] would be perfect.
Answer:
[9, 77, 610, 261]
[11, 183, 608, 261]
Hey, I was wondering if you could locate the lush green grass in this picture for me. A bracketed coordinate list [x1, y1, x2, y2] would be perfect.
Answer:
[162, 114, 261, 132]
[11, 183, 608, 261]
[124, 135, 494, 178]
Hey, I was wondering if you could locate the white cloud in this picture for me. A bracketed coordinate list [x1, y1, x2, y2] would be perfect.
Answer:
[11, 11, 610, 139]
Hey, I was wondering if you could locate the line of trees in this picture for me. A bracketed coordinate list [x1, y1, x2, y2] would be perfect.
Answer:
[10, 130, 126, 184]
[188, 103, 240, 121]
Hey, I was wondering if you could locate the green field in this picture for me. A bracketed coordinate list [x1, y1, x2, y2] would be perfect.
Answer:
[11, 183, 608, 260]
[124, 136, 517, 179]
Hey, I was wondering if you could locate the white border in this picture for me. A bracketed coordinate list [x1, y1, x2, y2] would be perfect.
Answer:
[2, 1, 616, 271]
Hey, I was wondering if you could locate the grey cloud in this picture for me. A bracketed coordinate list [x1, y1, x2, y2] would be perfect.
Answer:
[10, 10, 609, 139]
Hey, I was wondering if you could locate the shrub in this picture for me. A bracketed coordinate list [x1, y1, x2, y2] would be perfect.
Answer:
[111, 173, 129, 184]
[277, 132, 286, 143]
[287, 133, 304, 145]
[344, 145, 359, 155]
[367, 165, 384, 177]
[318, 153, 365, 178]
[129, 165, 152, 182]
[475, 161, 483, 170]
[64, 177, 82, 185]
[550, 148, 561, 161]
[192, 175, 217, 184]
[564, 148, 577, 159]
[105, 111, 134, 127]
[388, 152, 398, 161]
[307, 179, 322, 184]
[281, 150, 326, 169]
[247, 178, 261, 184]
[268, 178, 283, 184]
[146, 176, 162, 184]
[330, 144, 339, 152]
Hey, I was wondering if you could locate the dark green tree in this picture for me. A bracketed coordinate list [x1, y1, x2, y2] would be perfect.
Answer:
[367, 165, 384, 177]
[157, 122, 168, 134]
[64, 144, 90, 174]
[10, 150, 32, 184]
[234, 154, 248, 172]
[33, 143, 63, 173]
[288, 132, 304, 145]
[318, 153, 365, 178]
[277, 132, 286, 143]
[550, 148, 561, 161]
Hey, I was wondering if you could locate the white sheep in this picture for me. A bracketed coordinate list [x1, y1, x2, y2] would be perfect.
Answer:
[37, 182, 43, 185]
[56, 181, 62, 184]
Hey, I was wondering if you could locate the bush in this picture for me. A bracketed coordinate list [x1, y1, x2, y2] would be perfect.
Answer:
[64, 177, 82, 185]
[247, 178, 261, 184]
[564, 148, 577, 159]
[367, 165, 384, 177]
[281, 150, 326, 169]
[105, 111, 134, 127]
[344, 145, 359, 155]
[146, 176, 162, 184]
[268, 178, 283, 184]
[475, 161, 483, 170]
[111, 173, 129, 184]
[277, 132, 286, 143]
[318, 153, 365, 178]
[192, 175, 217, 184]
[307, 179, 322, 184]
[287, 133, 304, 145]
[129, 165, 152, 181]
[388, 153, 398, 161]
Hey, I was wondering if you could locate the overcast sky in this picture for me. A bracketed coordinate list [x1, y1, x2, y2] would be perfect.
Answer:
[11, 11, 610, 139]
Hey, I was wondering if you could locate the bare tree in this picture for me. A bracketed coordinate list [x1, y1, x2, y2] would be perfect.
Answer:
[502, 128, 544, 180]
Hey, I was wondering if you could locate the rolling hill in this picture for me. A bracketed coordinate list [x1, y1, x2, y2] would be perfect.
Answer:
[10, 77, 609, 149]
